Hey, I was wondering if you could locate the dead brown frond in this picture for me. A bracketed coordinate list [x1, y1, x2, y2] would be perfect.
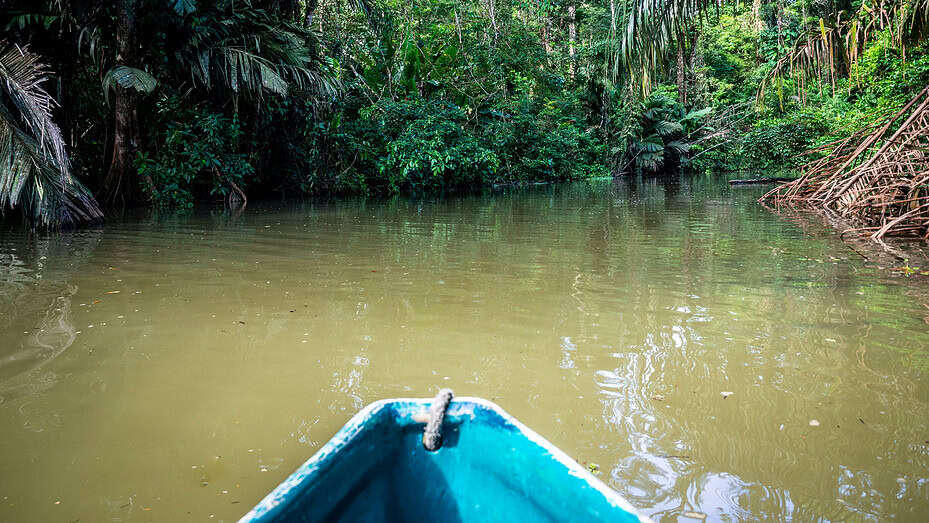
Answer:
[761, 85, 929, 241]
[758, 0, 929, 107]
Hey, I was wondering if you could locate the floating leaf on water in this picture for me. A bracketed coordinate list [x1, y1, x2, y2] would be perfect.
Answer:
[720, 391, 733, 399]
[651, 394, 666, 401]
[105, 290, 120, 294]
[809, 419, 820, 427]
[682, 511, 706, 520]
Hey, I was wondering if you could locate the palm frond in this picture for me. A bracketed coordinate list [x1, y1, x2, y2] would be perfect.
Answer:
[102, 65, 158, 104]
[655, 120, 684, 136]
[0, 42, 102, 226]
[173, 0, 197, 16]
[4, 12, 62, 32]
[666, 140, 690, 154]
[759, 0, 929, 105]
[611, 0, 717, 92]
[174, 4, 340, 99]
[682, 107, 712, 122]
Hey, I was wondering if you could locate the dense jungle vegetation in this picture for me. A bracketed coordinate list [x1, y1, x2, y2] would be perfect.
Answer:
[0, 0, 926, 226]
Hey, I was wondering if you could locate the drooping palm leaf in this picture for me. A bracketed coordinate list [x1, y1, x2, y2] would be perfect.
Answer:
[654, 119, 683, 136]
[102, 65, 158, 103]
[0, 42, 102, 226]
[610, 0, 718, 92]
[172, 3, 339, 99]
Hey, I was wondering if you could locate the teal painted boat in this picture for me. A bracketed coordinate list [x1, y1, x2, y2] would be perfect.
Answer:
[240, 393, 647, 522]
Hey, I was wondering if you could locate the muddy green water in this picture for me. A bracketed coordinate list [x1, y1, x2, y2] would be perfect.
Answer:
[1, 177, 928, 522]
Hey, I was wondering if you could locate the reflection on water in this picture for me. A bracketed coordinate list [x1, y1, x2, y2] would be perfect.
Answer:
[0, 230, 101, 390]
[1, 176, 928, 522]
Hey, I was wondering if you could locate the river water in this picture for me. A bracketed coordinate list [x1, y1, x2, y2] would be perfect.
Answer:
[1, 176, 928, 522]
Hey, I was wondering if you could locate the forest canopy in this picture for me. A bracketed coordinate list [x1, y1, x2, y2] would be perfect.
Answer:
[0, 0, 926, 226]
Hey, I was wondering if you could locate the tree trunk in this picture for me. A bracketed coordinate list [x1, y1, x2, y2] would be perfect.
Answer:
[677, 42, 687, 106]
[541, 22, 551, 54]
[753, 0, 764, 64]
[568, 3, 577, 78]
[487, 0, 499, 43]
[690, 31, 704, 106]
[752, 0, 763, 32]
[776, 0, 784, 49]
[305, 0, 319, 27]
[105, 0, 143, 205]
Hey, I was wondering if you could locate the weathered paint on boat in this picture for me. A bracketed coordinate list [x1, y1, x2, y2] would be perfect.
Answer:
[240, 397, 649, 522]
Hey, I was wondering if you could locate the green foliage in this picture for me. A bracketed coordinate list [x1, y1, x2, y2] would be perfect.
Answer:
[853, 38, 929, 110]
[135, 95, 253, 207]
[334, 95, 602, 194]
[484, 96, 605, 182]
[700, 11, 760, 105]
[102, 66, 158, 104]
[741, 110, 828, 171]
[373, 100, 497, 192]
[0, 0, 927, 228]
[617, 89, 710, 173]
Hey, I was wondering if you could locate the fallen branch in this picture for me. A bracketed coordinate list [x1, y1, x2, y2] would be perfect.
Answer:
[729, 177, 796, 185]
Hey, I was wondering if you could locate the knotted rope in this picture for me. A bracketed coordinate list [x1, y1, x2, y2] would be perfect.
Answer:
[422, 388, 454, 451]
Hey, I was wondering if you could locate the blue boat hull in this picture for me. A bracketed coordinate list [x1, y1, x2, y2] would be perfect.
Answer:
[240, 398, 648, 522]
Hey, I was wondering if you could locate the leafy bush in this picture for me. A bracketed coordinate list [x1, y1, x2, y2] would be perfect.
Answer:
[741, 110, 829, 171]
[335, 95, 603, 194]
[374, 101, 498, 192]
[135, 95, 253, 207]
[484, 96, 605, 182]
[853, 37, 929, 111]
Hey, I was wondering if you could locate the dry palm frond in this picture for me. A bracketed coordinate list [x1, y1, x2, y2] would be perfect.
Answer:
[0, 41, 102, 226]
[759, 0, 929, 106]
[762, 85, 929, 241]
